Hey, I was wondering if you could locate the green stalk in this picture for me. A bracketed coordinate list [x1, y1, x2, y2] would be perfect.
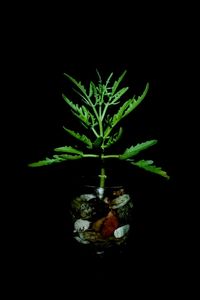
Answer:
[101, 102, 109, 121]
[82, 154, 119, 159]
[98, 104, 104, 137]
[99, 164, 106, 188]
[97, 150, 106, 189]
[91, 127, 99, 137]
[102, 154, 119, 159]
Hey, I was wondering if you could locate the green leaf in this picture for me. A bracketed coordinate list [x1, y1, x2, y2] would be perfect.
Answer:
[62, 93, 77, 111]
[64, 73, 87, 96]
[89, 82, 93, 97]
[28, 158, 55, 167]
[96, 69, 102, 83]
[90, 81, 100, 104]
[112, 70, 127, 95]
[123, 82, 149, 118]
[112, 99, 132, 125]
[104, 127, 123, 149]
[97, 83, 106, 104]
[120, 140, 157, 159]
[110, 87, 129, 104]
[54, 146, 83, 155]
[55, 154, 82, 160]
[72, 88, 90, 105]
[62, 94, 91, 126]
[28, 154, 82, 167]
[63, 127, 93, 149]
[111, 82, 149, 128]
[105, 72, 114, 87]
[130, 159, 170, 179]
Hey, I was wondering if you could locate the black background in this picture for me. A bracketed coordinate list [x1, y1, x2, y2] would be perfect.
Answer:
[3, 5, 192, 296]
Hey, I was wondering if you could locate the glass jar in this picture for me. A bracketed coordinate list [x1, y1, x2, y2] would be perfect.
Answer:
[70, 182, 133, 256]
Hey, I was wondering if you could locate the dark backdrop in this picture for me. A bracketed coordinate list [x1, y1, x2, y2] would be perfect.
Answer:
[4, 9, 187, 296]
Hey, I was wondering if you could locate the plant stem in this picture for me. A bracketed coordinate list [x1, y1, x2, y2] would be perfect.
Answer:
[83, 154, 99, 158]
[99, 164, 106, 188]
[82, 154, 120, 159]
[91, 128, 99, 137]
[101, 102, 109, 121]
[102, 154, 120, 159]
[99, 104, 103, 137]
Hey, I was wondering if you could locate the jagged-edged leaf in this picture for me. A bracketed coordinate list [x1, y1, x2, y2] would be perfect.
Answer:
[97, 83, 106, 104]
[130, 159, 170, 179]
[112, 70, 127, 95]
[72, 88, 90, 105]
[62, 94, 91, 126]
[89, 82, 93, 97]
[28, 158, 58, 167]
[89, 111, 97, 126]
[63, 127, 93, 149]
[54, 146, 83, 155]
[54, 154, 82, 160]
[120, 140, 157, 159]
[123, 83, 149, 118]
[28, 158, 53, 167]
[64, 73, 87, 96]
[110, 87, 129, 104]
[104, 127, 123, 149]
[111, 82, 149, 127]
[90, 81, 99, 104]
[111, 98, 133, 127]
[62, 93, 78, 111]
[28, 154, 82, 167]
[90, 81, 101, 105]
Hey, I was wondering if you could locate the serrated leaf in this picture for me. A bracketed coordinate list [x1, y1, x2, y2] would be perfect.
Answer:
[72, 88, 90, 105]
[97, 83, 106, 104]
[62, 94, 91, 126]
[54, 146, 83, 155]
[90, 81, 100, 104]
[28, 158, 55, 167]
[111, 87, 129, 104]
[111, 98, 133, 127]
[111, 82, 149, 128]
[112, 70, 127, 95]
[64, 73, 87, 96]
[130, 159, 170, 179]
[62, 93, 77, 110]
[104, 127, 123, 149]
[120, 140, 157, 159]
[89, 82, 93, 97]
[54, 154, 82, 160]
[28, 153, 82, 167]
[63, 127, 93, 149]
[123, 82, 149, 118]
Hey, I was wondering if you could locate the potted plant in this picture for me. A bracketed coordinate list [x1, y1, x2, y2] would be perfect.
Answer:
[29, 70, 169, 255]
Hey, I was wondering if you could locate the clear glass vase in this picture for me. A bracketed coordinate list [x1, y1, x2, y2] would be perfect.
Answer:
[69, 180, 133, 257]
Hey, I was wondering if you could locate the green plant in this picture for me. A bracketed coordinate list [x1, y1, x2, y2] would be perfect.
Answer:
[28, 70, 170, 187]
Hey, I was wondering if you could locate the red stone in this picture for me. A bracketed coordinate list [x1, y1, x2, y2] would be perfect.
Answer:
[101, 211, 119, 238]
